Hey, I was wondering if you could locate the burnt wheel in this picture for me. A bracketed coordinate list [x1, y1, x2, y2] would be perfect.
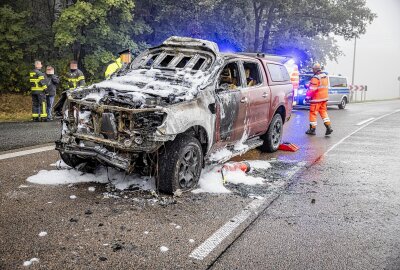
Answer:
[60, 152, 86, 168]
[157, 135, 203, 194]
[259, 113, 283, 153]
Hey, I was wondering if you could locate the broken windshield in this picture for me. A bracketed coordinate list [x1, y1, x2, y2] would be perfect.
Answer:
[133, 48, 214, 72]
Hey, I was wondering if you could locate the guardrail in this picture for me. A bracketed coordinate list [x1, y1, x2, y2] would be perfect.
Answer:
[349, 85, 367, 102]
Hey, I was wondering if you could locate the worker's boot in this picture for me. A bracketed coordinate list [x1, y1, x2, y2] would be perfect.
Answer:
[305, 125, 316, 135]
[33, 117, 39, 122]
[324, 123, 333, 136]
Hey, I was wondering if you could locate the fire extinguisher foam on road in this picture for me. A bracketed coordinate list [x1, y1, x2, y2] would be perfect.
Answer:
[219, 162, 251, 185]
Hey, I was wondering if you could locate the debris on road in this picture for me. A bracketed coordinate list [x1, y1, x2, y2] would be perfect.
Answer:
[69, 195, 77, 199]
[111, 242, 123, 252]
[88, 186, 96, 192]
[160, 246, 169, 252]
[38, 231, 47, 237]
[23, 258, 39, 267]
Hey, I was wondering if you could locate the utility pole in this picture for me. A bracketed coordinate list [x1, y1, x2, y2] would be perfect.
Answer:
[351, 37, 357, 102]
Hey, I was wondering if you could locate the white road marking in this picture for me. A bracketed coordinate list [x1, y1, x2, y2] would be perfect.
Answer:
[189, 162, 306, 260]
[0, 145, 54, 161]
[325, 109, 400, 156]
[356, 117, 375, 126]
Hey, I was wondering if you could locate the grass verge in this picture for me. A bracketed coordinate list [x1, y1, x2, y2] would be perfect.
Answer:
[0, 93, 32, 122]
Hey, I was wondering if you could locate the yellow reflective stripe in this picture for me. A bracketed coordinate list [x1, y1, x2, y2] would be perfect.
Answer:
[38, 76, 45, 80]
[32, 113, 39, 117]
[77, 76, 85, 81]
[41, 102, 47, 117]
[31, 87, 46, 91]
[30, 79, 39, 82]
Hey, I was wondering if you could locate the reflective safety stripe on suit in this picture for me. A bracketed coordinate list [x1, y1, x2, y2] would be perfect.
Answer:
[67, 76, 85, 89]
[309, 101, 330, 127]
[30, 70, 48, 118]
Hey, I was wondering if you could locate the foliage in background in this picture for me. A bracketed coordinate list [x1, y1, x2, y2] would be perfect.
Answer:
[0, 6, 36, 92]
[53, 0, 150, 80]
[0, 0, 376, 93]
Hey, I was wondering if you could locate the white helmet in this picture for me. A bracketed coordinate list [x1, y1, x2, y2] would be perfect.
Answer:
[312, 63, 322, 71]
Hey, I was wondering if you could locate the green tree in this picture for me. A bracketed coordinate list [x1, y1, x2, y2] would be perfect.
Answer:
[0, 5, 36, 92]
[53, 0, 149, 80]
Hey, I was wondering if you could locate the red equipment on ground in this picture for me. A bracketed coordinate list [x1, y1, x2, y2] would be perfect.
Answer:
[278, 142, 299, 152]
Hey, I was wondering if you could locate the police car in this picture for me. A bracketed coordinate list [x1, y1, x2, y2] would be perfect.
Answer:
[294, 73, 350, 109]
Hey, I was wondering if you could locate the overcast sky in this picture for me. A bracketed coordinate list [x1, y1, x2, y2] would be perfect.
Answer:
[325, 0, 400, 100]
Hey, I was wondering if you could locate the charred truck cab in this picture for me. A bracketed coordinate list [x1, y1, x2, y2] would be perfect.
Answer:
[55, 36, 293, 194]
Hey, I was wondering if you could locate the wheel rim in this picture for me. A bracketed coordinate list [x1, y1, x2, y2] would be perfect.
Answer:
[178, 147, 200, 189]
[341, 99, 346, 107]
[271, 120, 282, 148]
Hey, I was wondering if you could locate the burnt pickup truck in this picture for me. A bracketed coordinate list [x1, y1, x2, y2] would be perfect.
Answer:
[55, 36, 294, 194]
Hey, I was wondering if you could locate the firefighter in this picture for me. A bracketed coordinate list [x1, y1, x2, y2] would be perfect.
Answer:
[305, 63, 333, 136]
[29, 60, 48, 122]
[66, 60, 85, 89]
[104, 49, 132, 79]
[45, 66, 59, 121]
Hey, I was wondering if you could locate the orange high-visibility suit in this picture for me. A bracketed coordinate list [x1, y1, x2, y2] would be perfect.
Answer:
[306, 72, 330, 128]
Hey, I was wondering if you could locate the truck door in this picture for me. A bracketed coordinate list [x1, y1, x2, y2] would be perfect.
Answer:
[241, 61, 271, 137]
[214, 61, 248, 147]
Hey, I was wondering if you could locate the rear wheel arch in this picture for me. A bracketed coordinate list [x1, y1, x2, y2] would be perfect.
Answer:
[275, 105, 286, 124]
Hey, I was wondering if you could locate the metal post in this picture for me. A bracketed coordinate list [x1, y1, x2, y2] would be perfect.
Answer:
[352, 38, 357, 85]
[364, 86, 367, 101]
[351, 37, 357, 102]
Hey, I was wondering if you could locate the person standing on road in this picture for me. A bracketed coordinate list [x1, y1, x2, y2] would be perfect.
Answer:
[45, 66, 59, 121]
[104, 49, 132, 79]
[29, 60, 48, 122]
[305, 63, 333, 136]
[66, 60, 85, 90]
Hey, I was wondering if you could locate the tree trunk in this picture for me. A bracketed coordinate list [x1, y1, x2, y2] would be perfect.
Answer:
[261, 4, 276, 52]
[54, 0, 63, 20]
[252, 1, 265, 52]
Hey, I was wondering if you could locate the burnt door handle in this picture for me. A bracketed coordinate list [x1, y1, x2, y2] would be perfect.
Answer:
[262, 92, 269, 98]
[240, 97, 248, 103]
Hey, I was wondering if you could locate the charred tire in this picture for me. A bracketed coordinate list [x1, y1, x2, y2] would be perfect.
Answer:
[338, 97, 347, 109]
[157, 135, 203, 194]
[60, 152, 86, 168]
[259, 113, 283, 153]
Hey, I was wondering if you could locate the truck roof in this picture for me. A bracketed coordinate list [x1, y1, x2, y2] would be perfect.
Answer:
[221, 52, 283, 65]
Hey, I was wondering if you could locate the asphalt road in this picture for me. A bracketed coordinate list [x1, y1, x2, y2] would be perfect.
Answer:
[0, 100, 400, 269]
[0, 121, 59, 152]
